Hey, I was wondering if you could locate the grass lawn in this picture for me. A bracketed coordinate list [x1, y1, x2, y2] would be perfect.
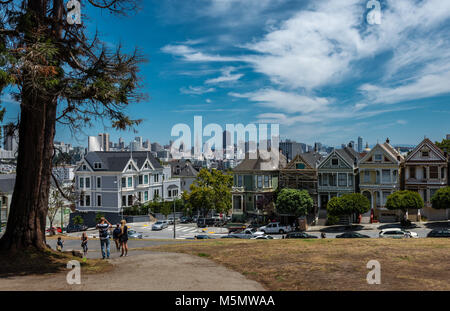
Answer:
[145, 238, 450, 291]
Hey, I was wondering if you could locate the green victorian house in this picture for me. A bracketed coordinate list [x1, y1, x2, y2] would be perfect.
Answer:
[231, 151, 287, 222]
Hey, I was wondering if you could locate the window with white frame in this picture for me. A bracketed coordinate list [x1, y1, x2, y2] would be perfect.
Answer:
[338, 173, 347, 187]
[138, 175, 143, 185]
[237, 175, 243, 187]
[374, 154, 382, 162]
[97, 195, 102, 207]
[79, 177, 90, 189]
[348, 174, 353, 186]
[127, 177, 132, 187]
[264, 175, 269, 188]
[430, 166, 438, 179]
[127, 195, 133, 206]
[154, 189, 160, 198]
[364, 171, 370, 183]
[257, 175, 263, 188]
[121, 177, 126, 188]
[94, 162, 102, 169]
[382, 169, 391, 183]
[97, 177, 101, 188]
[154, 174, 159, 183]
[144, 191, 148, 201]
[81, 194, 90, 207]
[144, 174, 149, 184]
[331, 158, 339, 166]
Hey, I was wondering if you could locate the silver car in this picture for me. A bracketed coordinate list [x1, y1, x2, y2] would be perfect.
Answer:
[152, 221, 168, 231]
[128, 229, 143, 239]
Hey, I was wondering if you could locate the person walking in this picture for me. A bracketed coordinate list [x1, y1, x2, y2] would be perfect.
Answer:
[113, 224, 121, 251]
[119, 219, 129, 257]
[56, 237, 64, 252]
[96, 217, 112, 259]
[81, 232, 88, 257]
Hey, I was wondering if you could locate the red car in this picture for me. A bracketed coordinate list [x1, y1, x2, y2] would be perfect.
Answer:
[46, 227, 62, 233]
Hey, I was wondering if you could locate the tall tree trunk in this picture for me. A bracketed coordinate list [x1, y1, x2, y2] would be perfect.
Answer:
[0, 95, 56, 251]
[0, 0, 59, 253]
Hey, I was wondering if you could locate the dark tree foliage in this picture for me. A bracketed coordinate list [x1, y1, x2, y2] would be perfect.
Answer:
[0, 0, 144, 253]
[431, 186, 450, 210]
[327, 193, 370, 217]
[275, 188, 313, 217]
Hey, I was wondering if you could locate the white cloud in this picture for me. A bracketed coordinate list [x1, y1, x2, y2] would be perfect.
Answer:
[161, 44, 241, 62]
[180, 86, 216, 95]
[205, 67, 243, 84]
[230, 89, 330, 114]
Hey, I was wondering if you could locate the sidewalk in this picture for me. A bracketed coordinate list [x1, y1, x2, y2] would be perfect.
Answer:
[306, 221, 433, 232]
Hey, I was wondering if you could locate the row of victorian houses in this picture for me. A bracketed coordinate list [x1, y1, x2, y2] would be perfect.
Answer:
[231, 138, 449, 224]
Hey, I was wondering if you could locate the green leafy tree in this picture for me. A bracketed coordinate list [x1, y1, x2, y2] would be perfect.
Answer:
[386, 190, 424, 221]
[431, 186, 450, 210]
[275, 188, 313, 217]
[435, 139, 450, 154]
[73, 216, 84, 226]
[160, 202, 172, 218]
[0, 0, 144, 253]
[327, 193, 370, 216]
[183, 169, 232, 217]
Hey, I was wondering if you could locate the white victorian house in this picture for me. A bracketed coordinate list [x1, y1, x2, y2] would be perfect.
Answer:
[74, 151, 181, 215]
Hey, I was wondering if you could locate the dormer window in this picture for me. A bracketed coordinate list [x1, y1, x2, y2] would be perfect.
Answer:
[374, 154, 382, 162]
[128, 164, 132, 170]
[422, 151, 429, 157]
[94, 162, 102, 169]
[331, 158, 339, 166]
[82, 165, 87, 170]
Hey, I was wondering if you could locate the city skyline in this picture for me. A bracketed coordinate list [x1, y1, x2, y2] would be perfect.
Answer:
[1, 0, 449, 149]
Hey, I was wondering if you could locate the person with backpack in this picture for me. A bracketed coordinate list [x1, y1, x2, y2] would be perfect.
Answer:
[81, 232, 88, 257]
[113, 224, 121, 251]
[119, 219, 129, 257]
[96, 217, 112, 259]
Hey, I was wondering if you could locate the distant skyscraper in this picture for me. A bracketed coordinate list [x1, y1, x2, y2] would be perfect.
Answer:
[88, 136, 102, 152]
[3, 125, 18, 156]
[280, 140, 303, 161]
[358, 136, 363, 153]
[98, 133, 110, 151]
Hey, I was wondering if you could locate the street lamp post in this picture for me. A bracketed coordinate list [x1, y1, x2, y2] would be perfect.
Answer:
[173, 198, 176, 239]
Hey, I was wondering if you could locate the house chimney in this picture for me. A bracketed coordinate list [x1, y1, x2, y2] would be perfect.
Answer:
[386, 137, 390, 144]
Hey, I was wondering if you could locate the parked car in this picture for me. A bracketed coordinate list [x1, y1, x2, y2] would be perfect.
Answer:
[197, 218, 216, 228]
[152, 221, 168, 231]
[225, 223, 247, 233]
[427, 229, 450, 238]
[284, 232, 318, 239]
[258, 222, 292, 234]
[180, 216, 192, 224]
[128, 229, 143, 239]
[251, 235, 274, 240]
[46, 226, 63, 234]
[379, 228, 418, 238]
[336, 232, 371, 238]
[195, 234, 215, 239]
[66, 224, 88, 233]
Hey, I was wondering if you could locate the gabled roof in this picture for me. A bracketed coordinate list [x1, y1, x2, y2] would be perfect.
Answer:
[84, 151, 162, 172]
[284, 152, 322, 170]
[170, 160, 199, 177]
[234, 151, 287, 172]
[359, 142, 404, 164]
[405, 138, 446, 162]
[318, 148, 358, 169]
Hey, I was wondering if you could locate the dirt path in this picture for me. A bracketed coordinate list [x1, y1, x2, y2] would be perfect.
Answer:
[0, 251, 265, 291]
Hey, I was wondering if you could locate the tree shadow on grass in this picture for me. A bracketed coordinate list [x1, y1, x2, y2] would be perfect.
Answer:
[0, 247, 107, 278]
[319, 225, 364, 233]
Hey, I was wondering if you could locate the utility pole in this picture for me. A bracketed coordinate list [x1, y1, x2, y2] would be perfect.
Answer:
[173, 199, 176, 239]
[60, 205, 64, 232]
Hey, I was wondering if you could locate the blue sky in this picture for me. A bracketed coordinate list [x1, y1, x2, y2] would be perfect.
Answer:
[2, 0, 450, 148]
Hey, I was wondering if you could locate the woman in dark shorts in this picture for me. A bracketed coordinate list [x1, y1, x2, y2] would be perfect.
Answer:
[119, 219, 128, 257]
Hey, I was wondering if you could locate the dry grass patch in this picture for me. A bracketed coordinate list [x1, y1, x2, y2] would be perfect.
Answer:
[145, 239, 450, 291]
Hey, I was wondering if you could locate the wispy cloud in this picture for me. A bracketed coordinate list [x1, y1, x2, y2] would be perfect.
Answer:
[205, 67, 243, 84]
[180, 86, 216, 95]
